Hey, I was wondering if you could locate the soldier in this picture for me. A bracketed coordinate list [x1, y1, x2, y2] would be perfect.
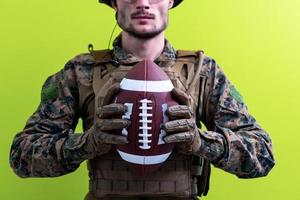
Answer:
[10, 0, 275, 200]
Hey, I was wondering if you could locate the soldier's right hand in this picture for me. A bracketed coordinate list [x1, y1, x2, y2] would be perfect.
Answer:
[94, 103, 130, 145]
[84, 82, 130, 156]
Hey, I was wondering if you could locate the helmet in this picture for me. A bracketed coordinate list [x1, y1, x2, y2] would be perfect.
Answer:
[99, 0, 183, 9]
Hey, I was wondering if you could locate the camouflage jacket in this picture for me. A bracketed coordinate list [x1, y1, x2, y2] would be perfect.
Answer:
[10, 36, 275, 178]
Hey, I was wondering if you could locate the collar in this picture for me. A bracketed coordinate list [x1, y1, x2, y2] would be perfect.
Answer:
[112, 34, 176, 65]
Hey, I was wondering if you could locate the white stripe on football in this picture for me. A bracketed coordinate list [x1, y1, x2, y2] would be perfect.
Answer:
[120, 78, 174, 92]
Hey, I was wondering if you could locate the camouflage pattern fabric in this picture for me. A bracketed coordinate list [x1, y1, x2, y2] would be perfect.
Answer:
[10, 35, 275, 179]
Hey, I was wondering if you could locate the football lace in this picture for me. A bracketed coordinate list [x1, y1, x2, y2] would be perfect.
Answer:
[138, 99, 153, 150]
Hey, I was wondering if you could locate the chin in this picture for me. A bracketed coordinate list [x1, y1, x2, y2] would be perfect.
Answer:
[136, 28, 155, 34]
[124, 23, 166, 39]
[130, 31, 163, 39]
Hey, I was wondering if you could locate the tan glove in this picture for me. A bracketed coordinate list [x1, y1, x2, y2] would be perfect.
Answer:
[84, 83, 130, 157]
[162, 88, 201, 155]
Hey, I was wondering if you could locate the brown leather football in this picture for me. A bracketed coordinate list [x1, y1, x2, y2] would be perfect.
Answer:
[115, 60, 178, 176]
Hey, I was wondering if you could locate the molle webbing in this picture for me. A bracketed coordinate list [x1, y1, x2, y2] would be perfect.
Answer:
[87, 151, 192, 198]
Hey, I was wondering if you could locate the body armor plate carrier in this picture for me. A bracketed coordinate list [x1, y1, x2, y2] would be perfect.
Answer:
[84, 48, 211, 200]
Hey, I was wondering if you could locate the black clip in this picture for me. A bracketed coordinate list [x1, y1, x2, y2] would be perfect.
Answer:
[88, 44, 94, 53]
[110, 59, 120, 66]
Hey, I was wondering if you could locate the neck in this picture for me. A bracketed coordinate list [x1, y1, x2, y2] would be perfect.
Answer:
[121, 32, 165, 61]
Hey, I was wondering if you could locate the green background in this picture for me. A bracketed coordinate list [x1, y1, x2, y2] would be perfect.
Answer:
[0, 0, 299, 199]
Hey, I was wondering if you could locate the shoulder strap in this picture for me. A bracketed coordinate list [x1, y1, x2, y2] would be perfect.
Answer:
[173, 50, 205, 97]
[169, 50, 198, 90]
[89, 48, 116, 96]
[176, 50, 198, 58]
[88, 44, 112, 64]
[186, 50, 204, 94]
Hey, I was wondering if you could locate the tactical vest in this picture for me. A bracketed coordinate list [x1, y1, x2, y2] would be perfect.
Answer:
[84, 48, 211, 200]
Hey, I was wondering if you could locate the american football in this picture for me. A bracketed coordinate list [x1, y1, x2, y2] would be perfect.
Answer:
[115, 60, 178, 176]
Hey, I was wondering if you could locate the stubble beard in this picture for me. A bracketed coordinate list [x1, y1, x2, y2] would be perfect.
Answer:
[117, 13, 169, 39]
[123, 23, 167, 39]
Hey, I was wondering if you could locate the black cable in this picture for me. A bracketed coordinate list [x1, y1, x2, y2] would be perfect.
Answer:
[107, 22, 118, 50]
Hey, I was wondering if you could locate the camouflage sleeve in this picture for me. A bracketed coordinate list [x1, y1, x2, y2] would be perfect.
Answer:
[196, 58, 275, 178]
[9, 55, 94, 177]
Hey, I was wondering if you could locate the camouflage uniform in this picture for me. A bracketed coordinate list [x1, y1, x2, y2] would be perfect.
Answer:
[10, 36, 275, 196]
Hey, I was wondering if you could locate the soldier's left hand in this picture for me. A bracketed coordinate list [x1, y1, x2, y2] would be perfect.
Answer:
[162, 88, 201, 155]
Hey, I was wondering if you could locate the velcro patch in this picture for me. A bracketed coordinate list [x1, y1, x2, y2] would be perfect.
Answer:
[229, 85, 243, 104]
[41, 83, 58, 102]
